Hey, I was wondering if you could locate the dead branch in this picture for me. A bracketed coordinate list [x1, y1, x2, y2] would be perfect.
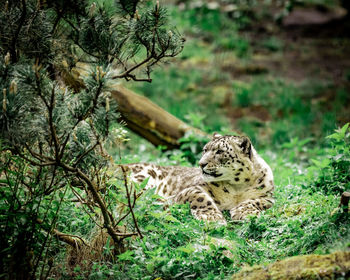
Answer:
[110, 84, 206, 149]
[37, 218, 88, 249]
[120, 166, 143, 239]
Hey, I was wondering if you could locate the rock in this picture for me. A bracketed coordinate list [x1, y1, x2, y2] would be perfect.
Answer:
[232, 251, 350, 280]
[340, 191, 350, 212]
[283, 6, 347, 27]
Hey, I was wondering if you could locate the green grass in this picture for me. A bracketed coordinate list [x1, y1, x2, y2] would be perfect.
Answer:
[53, 124, 350, 280]
[230, 77, 349, 147]
[119, 126, 350, 279]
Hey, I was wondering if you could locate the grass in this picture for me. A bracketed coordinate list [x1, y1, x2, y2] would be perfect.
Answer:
[231, 78, 348, 147]
[51, 124, 350, 280]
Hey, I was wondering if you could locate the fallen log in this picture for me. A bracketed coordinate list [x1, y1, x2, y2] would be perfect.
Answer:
[110, 84, 205, 149]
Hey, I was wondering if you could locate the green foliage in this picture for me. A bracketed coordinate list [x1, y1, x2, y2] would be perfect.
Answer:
[177, 131, 209, 165]
[217, 36, 250, 57]
[236, 191, 349, 262]
[0, 0, 184, 278]
[232, 79, 349, 147]
[138, 128, 349, 279]
[51, 126, 349, 279]
[59, 188, 235, 279]
[305, 123, 350, 195]
[168, 4, 251, 57]
[129, 65, 230, 131]
[0, 0, 54, 63]
[0, 150, 65, 279]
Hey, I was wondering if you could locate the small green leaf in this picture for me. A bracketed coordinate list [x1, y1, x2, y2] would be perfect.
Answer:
[58, 191, 65, 199]
[164, 215, 180, 223]
[117, 250, 134, 261]
[177, 244, 195, 254]
[327, 123, 349, 141]
[145, 225, 158, 231]
[151, 194, 164, 200]
[138, 177, 150, 190]
[340, 123, 350, 136]
[210, 242, 218, 251]
[311, 158, 330, 169]
[146, 263, 154, 273]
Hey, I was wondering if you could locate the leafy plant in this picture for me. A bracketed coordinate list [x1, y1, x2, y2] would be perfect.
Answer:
[306, 123, 350, 195]
[88, 188, 235, 280]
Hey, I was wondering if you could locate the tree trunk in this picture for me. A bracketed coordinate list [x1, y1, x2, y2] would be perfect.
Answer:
[110, 84, 205, 149]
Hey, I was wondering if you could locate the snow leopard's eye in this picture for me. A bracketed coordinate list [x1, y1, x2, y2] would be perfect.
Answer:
[216, 149, 224, 155]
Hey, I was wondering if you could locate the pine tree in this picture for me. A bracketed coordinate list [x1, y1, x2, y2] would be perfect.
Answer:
[0, 0, 183, 278]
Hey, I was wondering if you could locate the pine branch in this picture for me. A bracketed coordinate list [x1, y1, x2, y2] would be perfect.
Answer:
[112, 55, 153, 80]
[73, 141, 99, 167]
[59, 80, 103, 159]
[10, 0, 27, 62]
[0, 0, 184, 271]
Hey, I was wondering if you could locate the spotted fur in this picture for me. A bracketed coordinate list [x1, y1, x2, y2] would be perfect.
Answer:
[116, 133, 274, 224]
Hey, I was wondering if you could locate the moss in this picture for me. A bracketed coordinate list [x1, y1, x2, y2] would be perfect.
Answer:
[232, 251, 350, 280]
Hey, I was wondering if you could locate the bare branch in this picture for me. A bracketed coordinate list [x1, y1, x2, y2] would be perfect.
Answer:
[73, 141, 99, 167]
[112, 55, 153, 80]
[70, 185, 103, 228]
[37, 218, 89, 249]
[120, 166, 143, 239]
[58, 161, 122, 245]
[18, 154, 55, 167]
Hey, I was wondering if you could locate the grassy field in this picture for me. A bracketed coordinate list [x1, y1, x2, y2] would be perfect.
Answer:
[52, 2, 350, 279]
[54, 125, 350, 279]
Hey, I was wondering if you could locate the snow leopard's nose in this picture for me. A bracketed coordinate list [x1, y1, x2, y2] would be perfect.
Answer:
[199, 162, 208, 169]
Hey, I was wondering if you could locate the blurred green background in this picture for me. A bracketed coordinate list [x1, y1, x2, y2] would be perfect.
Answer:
[117, 0, 350, 156]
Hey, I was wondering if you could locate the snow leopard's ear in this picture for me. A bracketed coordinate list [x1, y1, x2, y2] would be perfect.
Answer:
[239, 136, 252, 159]
[212, 132, 222, 140]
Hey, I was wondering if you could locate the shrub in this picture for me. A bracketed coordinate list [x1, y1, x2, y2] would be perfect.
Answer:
[306, 123, 350, 195]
